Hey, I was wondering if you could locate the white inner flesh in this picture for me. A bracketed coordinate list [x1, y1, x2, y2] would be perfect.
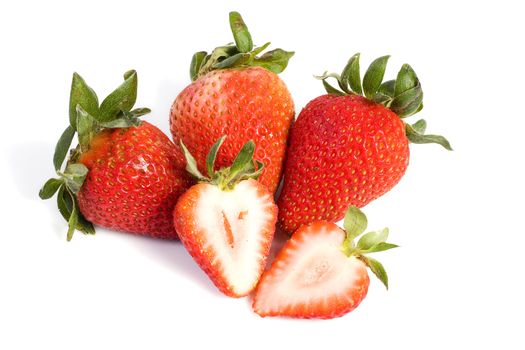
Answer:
[259, 226, 365, 311]
[195, 181, 274, 295]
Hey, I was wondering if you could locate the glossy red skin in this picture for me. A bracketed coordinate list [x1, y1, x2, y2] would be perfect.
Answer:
[173, 180, 278, 297]
[77, 121, 192, 239]
[253, 221, 370, 319]
[169, 67, 295, 194]
[278, 94, 409, 234]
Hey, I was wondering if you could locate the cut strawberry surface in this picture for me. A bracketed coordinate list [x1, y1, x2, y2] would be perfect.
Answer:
[253, 206, 397, 319]
[174, 137, 277, 297]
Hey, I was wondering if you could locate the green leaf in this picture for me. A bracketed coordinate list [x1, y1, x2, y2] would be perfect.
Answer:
[39, 178, 63, 199]
[53, 125, 76, 171]
[357, 228, 389, 250]
[76, 216, 95, 235]
[361, 256, 389, 289]
[206, 136, 226, 178]
[249, 160, 264, 180]
[129, 107, 151, 118]
[198, 45, 239, 76]
[234, 160, 265, 183]
[62, 163, 88, 194]
[57, 185, 73, 224]
[343, 206, 368, 241]
[99, 110, 141, 129]
[99, 70, 138, 121]
[123, 70, 134, 80]
[321, 78, 345, 95]
[180, 141, 206, 180]
[362, 242, 399, 254]
[213, 53, 250, 69]
[221, 148, 264, 189]
[56, 184, 95, 237]
[340, 53, 362, 95]
[252, 49, 295, 74]
[405, 122, 453, 150]
[229, 140, 256, 179]
[394, 64, 419, 97]
[316, 72, 347, 92]
[76, 105, 100, 152]
[411, 119, 427, 134]
[69, 73, 99, 130]
[390, 85, 424, 118]
[229, 11, 253, 53]
[190, 51, 207, 81]
[64, 187, 78, 241]
[374, 80, 397, 105]
[378, 79, 396, 97]
[372, 93, 392, 105]
[251, 42, 271, 57]
[363, 55, 390, 99]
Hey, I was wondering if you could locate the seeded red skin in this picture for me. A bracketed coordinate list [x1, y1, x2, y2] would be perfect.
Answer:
[174, 180, 278, 298]
[253, 221, 370, 319]
[77, 121, 192, 239]
[169, 66, 295, 193]
[278, 94, 409, 234]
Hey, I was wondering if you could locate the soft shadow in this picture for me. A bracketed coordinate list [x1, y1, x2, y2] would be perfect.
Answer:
[266, 226, 289, 270]
[127, 234, 222, 297]
[8, 141, 54, 200]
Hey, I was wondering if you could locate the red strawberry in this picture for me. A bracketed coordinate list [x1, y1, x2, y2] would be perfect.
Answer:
[253, 206, 397, 319]
[277, 54, 451, 234]
[170, 12, 295, 194]
[39, 71, 190, 240]
[174, 137, 277, 297]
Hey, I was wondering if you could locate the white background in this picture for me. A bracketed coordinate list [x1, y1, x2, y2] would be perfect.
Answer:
[1, 0, 524, 349]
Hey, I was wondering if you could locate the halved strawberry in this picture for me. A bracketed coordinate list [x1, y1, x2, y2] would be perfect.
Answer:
[253, 206, 397, 319]
[174, 137, 277, 297]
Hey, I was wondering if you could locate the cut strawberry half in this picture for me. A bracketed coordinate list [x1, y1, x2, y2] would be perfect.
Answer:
[253, 206, 397, 319]
[174, 137, 277, 297]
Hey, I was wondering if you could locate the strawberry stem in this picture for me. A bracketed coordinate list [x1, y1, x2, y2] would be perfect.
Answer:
[316, 53, 452, 150]
[180, 136, 265, 191]
[189, 11, 294, 81]
[340, 206, 398, 289]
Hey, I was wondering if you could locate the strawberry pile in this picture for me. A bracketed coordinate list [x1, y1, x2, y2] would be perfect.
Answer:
[39, 12, 450, 319]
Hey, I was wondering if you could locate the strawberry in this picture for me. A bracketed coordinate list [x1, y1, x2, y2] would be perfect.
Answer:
[253, 206, 397, 319]
[39, 71, 191, 240]
[277, 54, 452, 234]
[170, 11, 295, 194]
[174, 137, 277, 297]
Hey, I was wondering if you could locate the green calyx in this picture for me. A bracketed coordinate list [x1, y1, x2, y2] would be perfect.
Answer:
[317, 53, 452, 150]
[180, 136, 264, 191]
[39, 70, 150, 240]
[340, 206, 398, 289]
[189, 11, 294, 81]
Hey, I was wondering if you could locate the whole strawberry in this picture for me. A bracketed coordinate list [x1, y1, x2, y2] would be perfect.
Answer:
[39, 71, 191, 240]
[170, 11, 295, 194]
[174, 137, 277, 297]
[278, 54, 451, 234]
[253, 206, 397, 319]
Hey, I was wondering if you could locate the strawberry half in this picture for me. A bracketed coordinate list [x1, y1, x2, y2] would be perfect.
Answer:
[174, 137, 277, 297]
[253, 206, 397, 319]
